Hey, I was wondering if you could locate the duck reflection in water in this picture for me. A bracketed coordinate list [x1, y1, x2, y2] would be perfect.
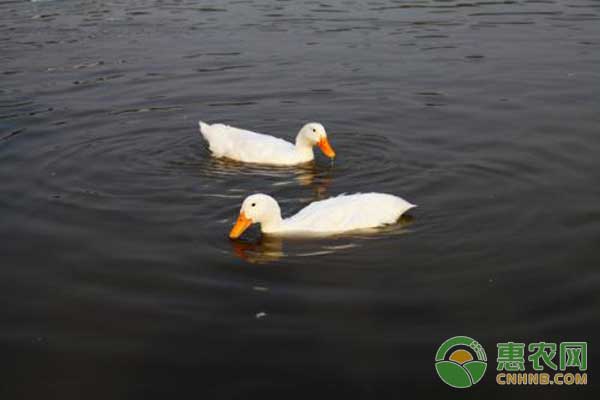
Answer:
[229, 214, 416, 264]
[203, 157, 333, 199]
[230, 235, 286, 264]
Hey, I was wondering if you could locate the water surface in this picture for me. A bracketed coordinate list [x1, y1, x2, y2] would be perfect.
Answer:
[1, 0, 599, 398]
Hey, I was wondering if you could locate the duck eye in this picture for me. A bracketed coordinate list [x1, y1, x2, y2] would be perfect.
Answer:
[312, 128, 316, 132]
[251, 203, 256, 207]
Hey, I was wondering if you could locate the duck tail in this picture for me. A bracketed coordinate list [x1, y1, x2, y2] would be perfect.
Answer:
[198, 120, 211, 140]
[198, 120, 209, 131]
[396, 197, 417, 216]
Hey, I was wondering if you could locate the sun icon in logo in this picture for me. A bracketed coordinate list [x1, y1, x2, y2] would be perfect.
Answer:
[435, 336, 487, 388]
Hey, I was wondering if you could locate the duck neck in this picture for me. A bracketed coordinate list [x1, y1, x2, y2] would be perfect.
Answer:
[294, 133, 315, 161]
[260, 207, 284, 233]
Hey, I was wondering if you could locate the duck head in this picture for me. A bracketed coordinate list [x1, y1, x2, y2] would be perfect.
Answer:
[229, 194, 283, 239]
[296, 122, 336, 159]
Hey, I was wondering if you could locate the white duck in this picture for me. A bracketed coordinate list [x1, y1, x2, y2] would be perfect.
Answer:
[199, 121, 335, 165]
[229, 193, 416, 239]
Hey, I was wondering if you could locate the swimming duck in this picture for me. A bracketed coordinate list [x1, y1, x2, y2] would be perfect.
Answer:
[229, 193, 416, 239]
[199, 121, 335, 165]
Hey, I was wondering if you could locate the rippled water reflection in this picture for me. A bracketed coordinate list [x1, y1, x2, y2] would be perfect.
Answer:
[1, 0, 599, 398]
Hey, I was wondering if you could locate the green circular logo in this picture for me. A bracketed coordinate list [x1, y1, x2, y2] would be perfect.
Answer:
[435, 336, 487, 388]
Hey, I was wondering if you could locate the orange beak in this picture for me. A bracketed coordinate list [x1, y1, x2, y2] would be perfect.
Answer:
[317, 137, 336, 159]
[229, 211, 253, 239]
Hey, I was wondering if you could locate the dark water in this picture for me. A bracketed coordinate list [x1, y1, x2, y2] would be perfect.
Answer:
[1, 0, 599, 398]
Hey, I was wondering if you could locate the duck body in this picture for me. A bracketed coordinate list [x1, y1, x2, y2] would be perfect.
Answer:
[199, 121, 335, 166]
[229, 193, 416, 239]
[278, 193, 414, 234]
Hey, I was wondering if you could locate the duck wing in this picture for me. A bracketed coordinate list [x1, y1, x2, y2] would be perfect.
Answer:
[284, 193, 415, 233]
[199, 121, 295, 164]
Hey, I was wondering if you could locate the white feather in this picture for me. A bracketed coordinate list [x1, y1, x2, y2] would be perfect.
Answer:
[199, 121, 330, 165]
[236, 193, 416, 236]
[280, 193, 416, 234]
